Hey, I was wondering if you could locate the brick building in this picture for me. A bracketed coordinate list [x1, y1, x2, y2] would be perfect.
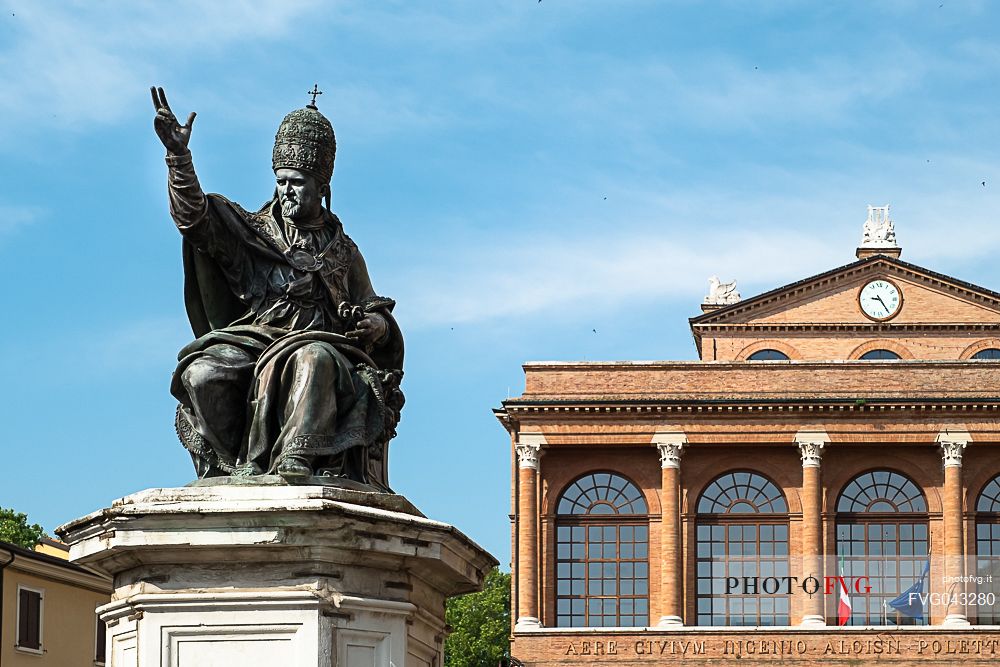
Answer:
[497, 211, 1000, 664]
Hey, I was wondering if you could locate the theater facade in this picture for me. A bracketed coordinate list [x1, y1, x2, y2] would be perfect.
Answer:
[496, 211, 1000, 664]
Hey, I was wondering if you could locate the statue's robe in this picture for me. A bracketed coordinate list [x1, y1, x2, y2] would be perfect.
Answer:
[164, 152, 403, 489]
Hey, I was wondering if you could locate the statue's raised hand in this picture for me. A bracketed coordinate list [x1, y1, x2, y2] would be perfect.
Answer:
[151, 87, 196, 155]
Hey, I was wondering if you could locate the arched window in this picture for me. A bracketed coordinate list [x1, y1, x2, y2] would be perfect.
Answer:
[972, 349, 1000, 360]
[696, 472, 789, 626]
[747, 349, 790, 361]
[835, 471, 928, 625]
[975, 476, 1000, 623]
[860, 349, 901, 360]
[555, 473, 648, 627]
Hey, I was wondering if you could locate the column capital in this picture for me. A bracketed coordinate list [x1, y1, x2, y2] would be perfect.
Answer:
[516, 433, 545, 470]
[653, 431, 687, 469]
[937, 429, 971, 468]
[795, 429, 829, 468]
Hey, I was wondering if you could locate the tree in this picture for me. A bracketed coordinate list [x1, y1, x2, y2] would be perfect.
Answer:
[444, 567, 511, 666]
[0, 508, 45, 549]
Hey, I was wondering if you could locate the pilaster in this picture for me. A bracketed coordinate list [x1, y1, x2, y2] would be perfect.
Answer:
[515, 433, 545, 630]
[795, 429, 829, 627]
[653, 431, 686, 627]
[937, 429, 972, 628]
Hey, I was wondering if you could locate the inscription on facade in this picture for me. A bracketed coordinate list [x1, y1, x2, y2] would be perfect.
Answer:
[560, 636, 1000, 660]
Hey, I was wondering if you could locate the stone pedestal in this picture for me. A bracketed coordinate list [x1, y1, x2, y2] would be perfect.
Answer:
[57, 485, 497, 667]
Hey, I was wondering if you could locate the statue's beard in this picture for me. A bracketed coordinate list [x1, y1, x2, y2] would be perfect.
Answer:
[281, 199, 302, 219]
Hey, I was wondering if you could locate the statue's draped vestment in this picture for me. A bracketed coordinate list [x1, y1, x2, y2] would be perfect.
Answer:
[165, 152, 403, 488]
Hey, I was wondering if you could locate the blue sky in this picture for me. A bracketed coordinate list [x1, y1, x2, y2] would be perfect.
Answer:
[1, 1, 999, 566]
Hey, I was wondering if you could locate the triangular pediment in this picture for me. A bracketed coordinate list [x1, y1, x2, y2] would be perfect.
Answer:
[691, 256, 1000, 328]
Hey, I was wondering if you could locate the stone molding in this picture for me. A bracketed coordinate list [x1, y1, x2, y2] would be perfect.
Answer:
[516, 433, 545, 470]
[794, 430, 830, 468]
[652, 431, 687, 469]
[937, 429, 971, 468]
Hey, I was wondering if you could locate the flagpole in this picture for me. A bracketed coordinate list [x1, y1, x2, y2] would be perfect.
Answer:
[838, 554, 852, 625]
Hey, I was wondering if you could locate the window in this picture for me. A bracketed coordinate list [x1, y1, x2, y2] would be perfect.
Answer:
[696, 471, 789, 626]
[975, 475, 1000, 623]
[16, 586, 43, 653]
[835, 471, 928, 625]
[747, 349, 790, 361]
[96, 615, 107, 664]
[555, 472, 648, 627]
[972, 348, 1000, 360]
[860, 349, 901, 360]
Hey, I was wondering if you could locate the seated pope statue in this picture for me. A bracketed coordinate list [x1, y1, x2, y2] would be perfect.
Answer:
[152, 87, 404, 489]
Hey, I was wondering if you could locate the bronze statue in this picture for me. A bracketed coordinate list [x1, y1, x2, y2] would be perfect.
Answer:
[151, 86, 404, 490]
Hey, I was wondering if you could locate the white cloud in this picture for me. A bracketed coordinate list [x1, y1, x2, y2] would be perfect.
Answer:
[0, 0, 324, 141]
[0, 204, 41, 236]
[389, 151, 1000, 328]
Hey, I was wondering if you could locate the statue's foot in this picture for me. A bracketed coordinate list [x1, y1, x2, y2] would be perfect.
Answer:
[277, 455, 312, 480]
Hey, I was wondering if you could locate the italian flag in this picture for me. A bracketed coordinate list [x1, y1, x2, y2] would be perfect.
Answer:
[838, 555, 852, 625]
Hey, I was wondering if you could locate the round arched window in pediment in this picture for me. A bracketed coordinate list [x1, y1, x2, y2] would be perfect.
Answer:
[747, 349, 790, 361]
[973, 348, 1000, 360]
[860, 349, 901, 360]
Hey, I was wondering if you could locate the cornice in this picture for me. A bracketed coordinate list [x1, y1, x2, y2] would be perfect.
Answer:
[689, 255, 1000, 328]
[691, 322, 1000, 334]
[499, 398, 1000, 416]
[520, 358, 1000, 370]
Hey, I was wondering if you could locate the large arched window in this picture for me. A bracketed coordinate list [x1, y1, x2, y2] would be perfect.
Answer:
[747, 349, 790, 361]
[555, 473, 648, 627]
[835, 471, 928, 625]
[975, 476, 1000, 623]
[860, 349, 901, 360]
[696, 471, 789, 626]
[972, 349, 1000, 360]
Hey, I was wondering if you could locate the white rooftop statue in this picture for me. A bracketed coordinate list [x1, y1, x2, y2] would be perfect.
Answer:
[704, 276, 741, 305]
[861, 204, 898, 248]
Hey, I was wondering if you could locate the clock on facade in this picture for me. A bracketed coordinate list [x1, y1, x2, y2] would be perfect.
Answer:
[858, 278, 902, 320]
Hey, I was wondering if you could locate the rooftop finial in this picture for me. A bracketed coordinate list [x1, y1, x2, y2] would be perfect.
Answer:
[857, 204, 901, 259]
[704, 275, 741, 305]
[307, 84, 323, 110]
[861, 204, 897, 248]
